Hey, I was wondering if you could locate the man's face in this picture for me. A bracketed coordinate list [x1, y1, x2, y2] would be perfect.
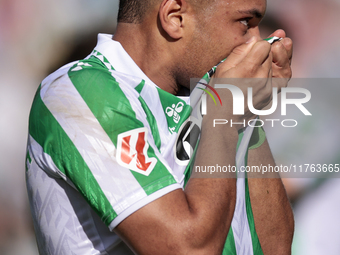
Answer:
[180, 0, 267, 84]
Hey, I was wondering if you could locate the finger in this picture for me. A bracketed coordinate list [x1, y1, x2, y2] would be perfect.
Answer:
[259, 50, 273, 79]
[266, 59, 273, 90]
[280, 37, 293, 63]
[272, 64, 292, 79]
[240, 40, 272, 73]
[270, 39, 292, 78]
[263, 51, 273, 72]
[271, 40, 290, 68]
[266, 29, 293, 64]
[219, 36, 257, 70]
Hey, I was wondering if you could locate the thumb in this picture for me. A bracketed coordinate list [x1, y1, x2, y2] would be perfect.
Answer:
[220, 36, 257, 71]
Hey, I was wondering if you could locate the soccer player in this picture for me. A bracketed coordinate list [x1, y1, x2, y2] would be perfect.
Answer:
[26, 0, 294, 254]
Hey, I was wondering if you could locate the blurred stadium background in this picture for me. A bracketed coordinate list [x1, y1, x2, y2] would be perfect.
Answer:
[0, 0, 339, 254]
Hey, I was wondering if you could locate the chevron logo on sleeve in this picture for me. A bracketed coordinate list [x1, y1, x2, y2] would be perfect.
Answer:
[116, 128, 157, 176]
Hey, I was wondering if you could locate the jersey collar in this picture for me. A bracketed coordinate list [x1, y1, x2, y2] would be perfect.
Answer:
[93, 33, 158, 88]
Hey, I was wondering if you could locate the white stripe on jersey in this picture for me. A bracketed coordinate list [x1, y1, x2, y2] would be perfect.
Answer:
[28, 135, 79, 190]
[232, 179, 254, 255]
[109, 184, 181, 230]
[41, 72, 147, 215]
[28, 134, 64, 179]
[26, 155, 128, 255]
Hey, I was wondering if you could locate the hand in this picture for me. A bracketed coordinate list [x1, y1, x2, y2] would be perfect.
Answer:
[266, 30, 293, 94]
[208, 37, 274, 124]
[267, 29, 293, 79]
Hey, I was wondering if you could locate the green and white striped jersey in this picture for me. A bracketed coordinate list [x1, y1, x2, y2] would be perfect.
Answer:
[26, 33, 262, 255]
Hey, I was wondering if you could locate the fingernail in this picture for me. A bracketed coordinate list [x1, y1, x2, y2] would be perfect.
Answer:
[246, 36, 256, 44]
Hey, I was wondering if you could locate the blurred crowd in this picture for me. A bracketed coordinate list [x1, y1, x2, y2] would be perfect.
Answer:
[0, 0, 339, 254]
[0, 0, 118, 254]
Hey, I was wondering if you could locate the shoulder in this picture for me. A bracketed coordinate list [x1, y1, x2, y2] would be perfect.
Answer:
[38, 56, 141, 112]
[30, 56, 145, 135]
[67, 57, 119, 90]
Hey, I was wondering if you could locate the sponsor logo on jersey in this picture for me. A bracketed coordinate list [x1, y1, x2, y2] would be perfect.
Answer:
[175, 120, 200, 164]
[166, 102, 184, 124]
[116, 128, 157, 176]
[174, 100, 203, 165]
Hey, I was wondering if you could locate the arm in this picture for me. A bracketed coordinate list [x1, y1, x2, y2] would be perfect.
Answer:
[247, 29, 294, 254]
[116, 130, 238, 255]
[115, 39, 275, 254]
[247, 140, 295, 255]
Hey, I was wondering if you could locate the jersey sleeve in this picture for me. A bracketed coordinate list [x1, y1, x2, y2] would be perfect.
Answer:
[27, 59, 181, 230]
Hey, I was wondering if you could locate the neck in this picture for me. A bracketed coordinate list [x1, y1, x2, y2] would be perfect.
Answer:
[113, 23, 180, 94]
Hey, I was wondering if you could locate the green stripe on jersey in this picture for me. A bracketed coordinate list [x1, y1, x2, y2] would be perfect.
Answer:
[29, 85, 117, 226]
[223, 227, 237, 255]
[157, 88, 191, 134]
[68, 63, 177, 195]
[134, 79, 145, 94]
[138, 96, 162, 151]
[135, 79, 162, 151]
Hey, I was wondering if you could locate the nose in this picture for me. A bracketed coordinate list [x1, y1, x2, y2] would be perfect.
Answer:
[248, 27, 262, 40]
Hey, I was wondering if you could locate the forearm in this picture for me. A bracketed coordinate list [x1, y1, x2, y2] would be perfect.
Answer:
[247, 139, 294, 254]
[182, 119, 239, 251]
[116, 121, 239, 255]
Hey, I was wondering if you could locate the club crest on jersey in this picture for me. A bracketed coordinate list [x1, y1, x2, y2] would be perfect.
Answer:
[166, 102, 184, 124]
[116, 128, 157, 176]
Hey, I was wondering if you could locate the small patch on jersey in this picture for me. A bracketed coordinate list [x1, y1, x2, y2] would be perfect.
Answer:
[71, 62, 93, 72]
[116, 128, 157, 176]
[157, 88, 191, 134]
[166, 102, 184, 124]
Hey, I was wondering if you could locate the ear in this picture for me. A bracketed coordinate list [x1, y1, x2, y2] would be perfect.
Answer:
[159, 0, 188, 40]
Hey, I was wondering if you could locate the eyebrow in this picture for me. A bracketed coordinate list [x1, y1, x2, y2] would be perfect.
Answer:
[238, 9, 263, 19]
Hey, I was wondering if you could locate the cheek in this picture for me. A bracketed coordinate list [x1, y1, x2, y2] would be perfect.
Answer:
[217, 35, 244, 59]
[233, 36, 247, 48]
[213, 25, 248, 55]
[227, 29, 249, 52]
